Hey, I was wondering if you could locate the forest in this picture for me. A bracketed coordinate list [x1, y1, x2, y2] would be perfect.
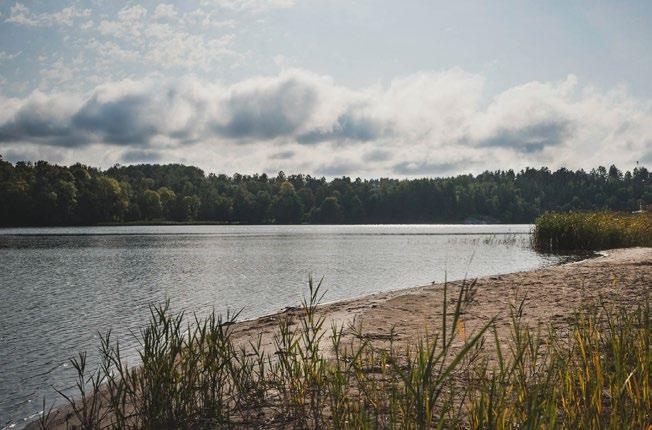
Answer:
[0, 155, 650, 226]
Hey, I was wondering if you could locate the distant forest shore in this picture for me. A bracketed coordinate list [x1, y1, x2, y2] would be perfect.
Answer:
[1, 156, 650, 227]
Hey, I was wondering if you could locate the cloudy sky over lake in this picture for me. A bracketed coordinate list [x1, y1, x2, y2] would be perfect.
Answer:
[0, 0, 650, 177]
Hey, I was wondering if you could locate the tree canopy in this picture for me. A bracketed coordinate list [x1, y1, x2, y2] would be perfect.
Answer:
[0, 155, 650, 226]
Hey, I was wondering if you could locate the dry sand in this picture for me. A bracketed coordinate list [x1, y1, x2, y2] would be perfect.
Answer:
[28, 247, 651, 429]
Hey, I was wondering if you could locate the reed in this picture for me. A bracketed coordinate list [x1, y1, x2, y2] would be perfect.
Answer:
[466, 297, 651, 429]
[42, 279, 651, 429]
[533, 211, 651, 251]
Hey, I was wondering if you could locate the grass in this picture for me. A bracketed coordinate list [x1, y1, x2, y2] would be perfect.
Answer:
[533, 211, 652, 251]
[39, 279, 651, 429]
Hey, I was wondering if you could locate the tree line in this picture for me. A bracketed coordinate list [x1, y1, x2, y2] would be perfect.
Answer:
[0, 155, 649, 226]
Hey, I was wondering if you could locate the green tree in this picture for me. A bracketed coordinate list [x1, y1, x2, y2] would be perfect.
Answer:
[180, 195, 201, 221]
[157, 187, 176, 219]
[93, 177, 128, 223]
[271, 182, 303, 224]
[254, 190, 272, 223]
[233, 186, 256, 223]
[141, 189, 162, 220]
[312, 196, 344, 223]
[199, 189, 231, 222]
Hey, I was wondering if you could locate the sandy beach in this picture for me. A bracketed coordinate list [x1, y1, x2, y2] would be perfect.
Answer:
[28, 247, 651, 429]
[229, 247, 651, 356]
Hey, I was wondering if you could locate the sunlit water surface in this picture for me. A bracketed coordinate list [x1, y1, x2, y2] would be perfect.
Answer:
[0, 224, 563, 428]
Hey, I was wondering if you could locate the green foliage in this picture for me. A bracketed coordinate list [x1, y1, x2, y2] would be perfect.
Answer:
[534, 211, 652, 251]
[232, 185, 256, 223]
[157, 187, 176, 219]
[271, 181, 304, 223]
[140, 189, 162, 220]
[311, 196, 344, 223]
[1, 156, 650, 226]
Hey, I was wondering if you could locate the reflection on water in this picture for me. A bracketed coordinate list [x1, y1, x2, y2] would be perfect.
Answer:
[0, 224, 561, 428]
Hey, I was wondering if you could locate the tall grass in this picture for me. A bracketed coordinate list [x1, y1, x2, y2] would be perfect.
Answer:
[533, 211, 652, 251]
[39, 280, 651, 429]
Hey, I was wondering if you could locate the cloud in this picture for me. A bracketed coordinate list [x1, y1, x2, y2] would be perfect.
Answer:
[121, 149, 163, 163]
[0, 51, 21, 61]
[214, 74, 319, 139]
[297, 110, 387, 144]
[464, 76, 581, 154]
[392, 160, 463, 176]
[92, 5, 236, 71]
[205, 0, 297, 13]
[144, 30, 234, 70]
[0, 91, 83, 146]
[6, 3, 91, 27]
[98, 5, 148, 38]
[2, 147, 65, 164]
[38, 58, 79, 91]
[641, 146, 652, 164]
[269, 150, 295, 160]
[362, 149, 392, 162]
[87, 40, 139, 63]
[474, 120, 574, 153]
[315, 160, 362, 176]
[153, 4, 178, 20]
[0, 78, 209, 147]
[72, 94, 159, 145]
[0, 69, 650, 177]
[119, 5, 147, 21]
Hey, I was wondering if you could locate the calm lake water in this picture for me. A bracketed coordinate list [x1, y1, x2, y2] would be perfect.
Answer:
[0, 224, 563, 428]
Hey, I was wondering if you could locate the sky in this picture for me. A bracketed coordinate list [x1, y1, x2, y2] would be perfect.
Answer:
[0, 0, 650, 177]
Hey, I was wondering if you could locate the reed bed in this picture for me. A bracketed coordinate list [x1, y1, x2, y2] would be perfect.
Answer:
[533, 211, 652, 251]
[40, 279, 651, 429]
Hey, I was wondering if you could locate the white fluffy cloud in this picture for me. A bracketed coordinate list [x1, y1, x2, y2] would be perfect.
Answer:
[0, 69, 650, 177]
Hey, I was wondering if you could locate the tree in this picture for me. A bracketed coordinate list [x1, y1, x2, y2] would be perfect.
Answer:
[141, 190, 162, 220]
[271, 182, 303, 224]
[92, 177, 128, 223]
[254, 190, 272, 223]
[199, 189, 231, 222]
[0, 157, 650, 226]
[158, 187, 176, 219]
[232, 186, 256, 223]
[312, 196, 344, 223]
[180, 195, 201, 221]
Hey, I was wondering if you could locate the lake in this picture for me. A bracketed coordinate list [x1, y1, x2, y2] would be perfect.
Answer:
[0, 224, 563, 428]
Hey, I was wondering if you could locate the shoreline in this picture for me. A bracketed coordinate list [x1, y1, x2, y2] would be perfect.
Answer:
[1, 221, 529, 229]
[24, 247, 652, 429]
[226, 248, 650, 355]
